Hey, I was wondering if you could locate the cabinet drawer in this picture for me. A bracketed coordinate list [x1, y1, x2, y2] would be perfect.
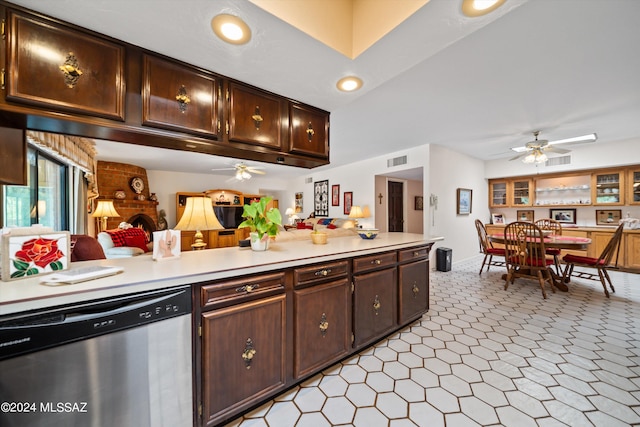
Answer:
[294, 260, 349, 288]
[201, 272, 285, 310]
[142, 54, 219, 136]
[398, 245, 430, 263]
[7, 10, 125, 120]
[353, 251, 397, 274]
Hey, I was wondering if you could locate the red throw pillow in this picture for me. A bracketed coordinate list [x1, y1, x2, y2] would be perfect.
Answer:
[296, 222, 307, 229]
[327, 224, 337, 229]
[124, 234, 148, 252]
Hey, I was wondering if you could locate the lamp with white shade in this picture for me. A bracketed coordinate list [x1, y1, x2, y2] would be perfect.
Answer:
[174, 197, 224, 250]
[92, 200, 121, 234]
[348, 205, 365, 228]
[284, 207, 299, 225]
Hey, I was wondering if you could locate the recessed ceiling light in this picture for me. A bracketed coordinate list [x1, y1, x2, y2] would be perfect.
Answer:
[211, 14, 251, 45]
[461, 0, 506, 17]
[336, 76, 363, 92]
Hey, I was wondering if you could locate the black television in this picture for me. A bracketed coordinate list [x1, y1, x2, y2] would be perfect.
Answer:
[213, 206, 245, 229]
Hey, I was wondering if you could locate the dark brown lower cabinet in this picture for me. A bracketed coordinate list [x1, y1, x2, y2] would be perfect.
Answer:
[353, 267, 398, 348]
[201, 294, 286, 426]
[398, 258, 429, 324]
[294, 278, 351, 379]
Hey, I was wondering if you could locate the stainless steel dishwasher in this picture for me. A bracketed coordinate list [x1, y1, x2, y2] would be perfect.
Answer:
[0, 286, 193, 427]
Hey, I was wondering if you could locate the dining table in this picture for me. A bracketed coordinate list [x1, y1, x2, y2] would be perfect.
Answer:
[488, 233, 592, 291]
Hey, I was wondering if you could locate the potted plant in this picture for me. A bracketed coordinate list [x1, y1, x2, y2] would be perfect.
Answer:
[238, 197, 282, 251]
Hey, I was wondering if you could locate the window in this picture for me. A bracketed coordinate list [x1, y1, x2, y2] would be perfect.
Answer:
[3, 147, 68, 230]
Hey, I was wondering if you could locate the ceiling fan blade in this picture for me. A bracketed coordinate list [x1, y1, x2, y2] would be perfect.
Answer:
[548, 133, 597, 147]
[211, 167, 236, 171]
[248, 169, 266, 175]
[545, 146, 571, 154]
[509, 152, 529, 161]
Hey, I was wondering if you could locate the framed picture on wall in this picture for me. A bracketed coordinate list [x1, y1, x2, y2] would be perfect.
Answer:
[415, 196, 424, 211]
[295, 192, 303, 213]
[491, 213, 505, 224]
[314, 180, 329, 216]
[550, 208, 576, 224]
[596, 209, 621, 225]
[332, 184, 340, 206]
[344, 192, 353, 215]
[516, 210, 534, 222]
[456, 188, 472, 215]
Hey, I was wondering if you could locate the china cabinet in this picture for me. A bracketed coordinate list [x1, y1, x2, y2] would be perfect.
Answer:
[489, 180, 508, 208]
[511, 179, 533, 206]
[628, 168, 640, 205]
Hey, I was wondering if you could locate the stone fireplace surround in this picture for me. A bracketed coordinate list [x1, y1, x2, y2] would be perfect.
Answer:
[96, 161, 159, 239]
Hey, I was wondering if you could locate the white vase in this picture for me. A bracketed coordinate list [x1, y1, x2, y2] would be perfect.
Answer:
[250, 232, 270, 251]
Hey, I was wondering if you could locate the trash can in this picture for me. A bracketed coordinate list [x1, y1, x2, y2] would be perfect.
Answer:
[436, 247, 452, 272]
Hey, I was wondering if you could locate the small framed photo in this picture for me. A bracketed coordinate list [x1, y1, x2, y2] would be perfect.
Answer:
[517, 210, 534, 222]
[491, 213, 505, 224]
[456, 188, 472, 215]
[153, 229, 181, 261]
[415, 196, 424, 211]
[344, 192, 353, 215]
[332, 184, 340, 206]
[596, 209, 622, 225]
[550, 208, 577, 224]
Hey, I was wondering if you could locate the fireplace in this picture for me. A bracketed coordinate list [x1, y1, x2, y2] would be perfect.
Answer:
[128, 214, 156, 241]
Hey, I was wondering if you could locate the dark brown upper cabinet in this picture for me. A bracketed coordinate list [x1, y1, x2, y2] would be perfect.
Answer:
[227, 82, 284, 150]
[0, 127, 26, 185]
[142, 54, 219, 138]
[5, 9, 125, 120]
[289, 103, 329, 159]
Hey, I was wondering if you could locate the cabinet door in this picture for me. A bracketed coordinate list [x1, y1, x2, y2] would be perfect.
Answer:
[6, 10, 125, 120]
[593, 172, 624, 205]
[289, 103, 329, 159]
[628, 169, 640, 205]
[201, 295, 286, 426]
[511, 179, 533, 206]
[294, 278, 351, 378]
[626, 233, 640, 270]
[227, 82, 284, 149]
[142, 54, 219, 137]
[0, 127, 26, 185]
[398, 259, 429, 324]
[353, 268, 397, 348]
[489, 180, 508, 208]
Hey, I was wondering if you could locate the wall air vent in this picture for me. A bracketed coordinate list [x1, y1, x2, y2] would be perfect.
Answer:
[387, 155, 407, 167]
[545, 155, 571, 167]
[305, 177, 313, 184]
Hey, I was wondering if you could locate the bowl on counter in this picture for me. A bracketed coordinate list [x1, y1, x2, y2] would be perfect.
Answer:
[357, 229, 379, 240]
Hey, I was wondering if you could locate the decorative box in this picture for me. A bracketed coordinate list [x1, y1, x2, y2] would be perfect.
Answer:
[1, 229, 71, 281]
[152, 229, 181, 261]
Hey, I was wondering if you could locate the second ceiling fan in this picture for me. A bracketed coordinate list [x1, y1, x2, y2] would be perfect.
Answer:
[211, 162, 266, 181]
[510, 131, 597, 163]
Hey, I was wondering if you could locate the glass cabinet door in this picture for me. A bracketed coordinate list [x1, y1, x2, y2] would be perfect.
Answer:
[512, 179, 532, 206]
[593, 172, 624, 205]
[629, 169, 640, 205]
[489, 181, 508, 207]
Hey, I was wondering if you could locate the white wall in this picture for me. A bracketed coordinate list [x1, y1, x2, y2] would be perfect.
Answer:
[428, 144, 489, 263]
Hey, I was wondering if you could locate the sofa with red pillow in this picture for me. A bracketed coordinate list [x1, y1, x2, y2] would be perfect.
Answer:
[97, 227, 151, 259]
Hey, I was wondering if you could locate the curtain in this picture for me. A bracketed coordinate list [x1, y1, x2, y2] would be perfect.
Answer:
[69, 166, 88, 234]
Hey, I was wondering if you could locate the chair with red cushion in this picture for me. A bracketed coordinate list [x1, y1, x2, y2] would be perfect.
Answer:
[475, 219, 506, 275]
[535, 218, 563, 275]
[504, 221, 555, 299]
[562, 223, 624, 298]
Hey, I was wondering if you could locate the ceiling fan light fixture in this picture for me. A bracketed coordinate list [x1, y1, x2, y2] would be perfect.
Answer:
[211, 14, 251, 45]
[461, 0, 506, 17]
[522, 149, 547, 164]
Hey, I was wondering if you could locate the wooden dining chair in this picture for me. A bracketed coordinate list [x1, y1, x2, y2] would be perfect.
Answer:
[504, 221, 556, 299]
[535, 218, 563, 275]
[475, 219, 506, 275]
[562, 223, 624, 298]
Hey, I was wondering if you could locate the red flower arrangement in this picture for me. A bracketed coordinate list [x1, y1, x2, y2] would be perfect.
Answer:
[11, 237, 65, 278]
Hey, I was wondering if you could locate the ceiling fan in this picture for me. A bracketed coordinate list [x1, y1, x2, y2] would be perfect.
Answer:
[211, 162, 266, 181]
[510, 131, 597, 163]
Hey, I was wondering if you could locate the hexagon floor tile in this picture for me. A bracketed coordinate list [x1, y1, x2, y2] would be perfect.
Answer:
[226, 256, 640, 426]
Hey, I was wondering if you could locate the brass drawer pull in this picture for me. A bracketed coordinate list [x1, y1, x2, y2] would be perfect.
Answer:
[413, 251, 421, 257]
[319, 313, 329, 336]
[412, 282, 420, 297]
[236, 284, 260, 293]
[371, 259, 382, 265]
[241, 338, 256, 369]
[373, 295, 381, 315]
[314, 268, 332, 277]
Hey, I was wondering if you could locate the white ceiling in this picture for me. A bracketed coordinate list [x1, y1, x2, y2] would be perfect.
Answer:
[10, 0, 640, 179]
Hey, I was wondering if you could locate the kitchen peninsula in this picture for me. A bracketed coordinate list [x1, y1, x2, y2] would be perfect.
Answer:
[0, 232, 439, 426]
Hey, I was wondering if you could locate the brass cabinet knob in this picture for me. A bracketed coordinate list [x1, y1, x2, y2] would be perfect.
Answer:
[319, 313, 329, 336]
[373, 295, 381, 315]
[241, 338, 256, 369]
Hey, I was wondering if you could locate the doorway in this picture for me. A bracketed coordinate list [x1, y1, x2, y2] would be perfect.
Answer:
[388, 181, 403, 232]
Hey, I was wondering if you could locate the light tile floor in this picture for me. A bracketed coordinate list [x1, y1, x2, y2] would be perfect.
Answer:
[226, 257, 640, 426]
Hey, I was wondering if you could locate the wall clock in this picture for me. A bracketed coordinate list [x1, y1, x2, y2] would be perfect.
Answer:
[130, 177, 144, 194]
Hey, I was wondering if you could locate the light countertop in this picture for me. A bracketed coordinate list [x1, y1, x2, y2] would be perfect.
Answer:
[0, 233, 441, 316]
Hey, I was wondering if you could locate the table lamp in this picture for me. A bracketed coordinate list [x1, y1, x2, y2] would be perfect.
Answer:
[285, 207, 296, 225]
[348, 205, 365, 228]
[92, 200, 121, 233]
[174, 197, 223, 250]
